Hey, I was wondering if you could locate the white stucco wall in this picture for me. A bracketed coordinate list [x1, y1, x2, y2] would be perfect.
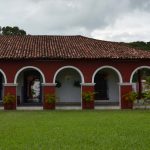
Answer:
[55, 69, 81, 102]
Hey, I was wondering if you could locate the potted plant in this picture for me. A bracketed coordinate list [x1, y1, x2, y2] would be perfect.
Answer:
[43, 93, 56, 109]
[74, 80, 81, 87]
[141, 90, 150, 108]
[122, 91, 137, 109]
[55, 80, 61, 88]
[3, 93, 16, 110]
[82, 91, 94, 109]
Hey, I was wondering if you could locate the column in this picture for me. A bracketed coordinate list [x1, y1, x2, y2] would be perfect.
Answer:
[42, 83, 56, 109]
[3, 83, 17, 110]
[137, 70, 142, 99]
[120, 83, 133, 109]
[81, 83, 95, 109]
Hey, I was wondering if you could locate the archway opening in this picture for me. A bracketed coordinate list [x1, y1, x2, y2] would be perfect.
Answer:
[131, 68, 150, 99]
[94, 68, 120, 106]
[0, 72, 5, 103]
[16, 69, 43, 106]
[55, 68, 82, 106]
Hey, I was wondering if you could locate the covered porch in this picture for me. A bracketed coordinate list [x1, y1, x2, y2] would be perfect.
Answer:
[92, 66, 122, 107]
[54, 66, 84, 107]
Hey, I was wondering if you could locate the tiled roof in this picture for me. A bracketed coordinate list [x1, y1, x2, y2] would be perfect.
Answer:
[0, 35, 150, 60]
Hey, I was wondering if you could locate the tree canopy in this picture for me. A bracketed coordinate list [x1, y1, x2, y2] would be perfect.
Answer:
[127, 41, 150, 51]
[0, 26, 150, 51]
[0, 26, 26, 35]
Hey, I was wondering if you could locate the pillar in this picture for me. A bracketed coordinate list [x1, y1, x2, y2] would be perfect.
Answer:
[81, 83, 95, 109]
[42, 83, 56, 109]
[120, 83, 133, 109]
[137, 70, 142, 99]
[3, 83, 17, 110]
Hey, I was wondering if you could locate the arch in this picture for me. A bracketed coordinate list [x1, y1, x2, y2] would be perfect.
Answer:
[14, 66, 46, 84]
[92, 65, 123, 83]
[130, 66, 150, 83]
[53, 66, 85, 83]
[0, 69, 7, 83]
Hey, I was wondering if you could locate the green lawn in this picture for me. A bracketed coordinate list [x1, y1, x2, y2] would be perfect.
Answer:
[0, 110, 150, 150]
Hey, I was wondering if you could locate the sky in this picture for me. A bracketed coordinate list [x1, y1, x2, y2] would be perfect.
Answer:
[0, 0, 150, 42]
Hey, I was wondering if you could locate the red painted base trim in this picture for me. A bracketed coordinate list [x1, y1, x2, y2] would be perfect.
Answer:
[121, 101, 133, 109]
[43, 103, 55, 110]
[121, 85, 133, 109]
[4, 103, 16, 110]
[82, 101, 94, 109]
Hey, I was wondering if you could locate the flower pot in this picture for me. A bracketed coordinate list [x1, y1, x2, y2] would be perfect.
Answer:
[43, 103, 55, 110]
[82, 101, 94, 109]
[4, 102, 16, 110]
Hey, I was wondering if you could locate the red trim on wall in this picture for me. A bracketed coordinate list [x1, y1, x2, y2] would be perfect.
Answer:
[0, 59, 150, 92]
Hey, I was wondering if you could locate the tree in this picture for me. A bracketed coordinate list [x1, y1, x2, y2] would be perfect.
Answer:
[126, 41, 150, 51]
[0, 26, 26, 35]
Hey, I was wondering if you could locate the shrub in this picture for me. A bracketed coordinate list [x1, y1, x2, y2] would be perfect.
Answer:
[82, 91, 94, 102]
[143, 90, 150, 100]
[3, 93, 16, 104]
[44, 94, 56, 104]
[123, 91, 138, 102]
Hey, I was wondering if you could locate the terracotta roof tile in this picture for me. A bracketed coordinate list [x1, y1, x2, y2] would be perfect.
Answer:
[0, 35, 150, 60]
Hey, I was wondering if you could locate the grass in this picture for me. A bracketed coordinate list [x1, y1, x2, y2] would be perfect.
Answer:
[0, 110, 150, 150]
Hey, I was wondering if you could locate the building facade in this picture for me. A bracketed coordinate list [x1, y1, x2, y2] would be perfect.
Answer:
[0, 35, 150, 109]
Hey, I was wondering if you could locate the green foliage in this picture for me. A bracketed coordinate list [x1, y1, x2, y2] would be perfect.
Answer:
[120, 41, 150, 51]
[123, 76, 150, 102]
[31, 89, 35, 95]
[141, 77, 150, 100]
[0, 111, 150, 149]
[82, 91, 94, 102]
[145, 76, 150, 84]
[0, 26, 26, 35]
[132, 69, 150, 82]
[123, 91, 138, 102]
[55, 80, 61, 88]
[3, 93, 16, 104]
[144, 76, 150, 90]
[143, 90, 150, 100]
[74, 80, 81, 87]
[126, 41, 150, 51]
[44, 94, 56, 104]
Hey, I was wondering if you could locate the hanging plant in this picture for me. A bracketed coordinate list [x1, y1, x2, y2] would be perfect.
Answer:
[55, 80, 61, 88]
[74, 80, 81, 87]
